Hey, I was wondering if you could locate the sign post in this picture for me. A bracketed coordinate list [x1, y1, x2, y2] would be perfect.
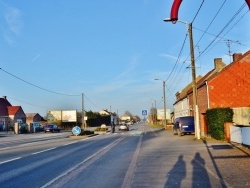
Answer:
[142, 110, 147, 123]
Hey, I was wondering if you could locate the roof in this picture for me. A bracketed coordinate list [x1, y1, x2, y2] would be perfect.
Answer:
[0, 97, 12, 116]
[207, 50, 250, 83]
[176, 75, 203, 100]
[187, 58, 227, 94]
[7, 106, 22, 115]
[26, 113, 38, 118]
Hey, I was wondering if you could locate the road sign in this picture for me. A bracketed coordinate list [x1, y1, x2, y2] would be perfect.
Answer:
[142, 110, 148, 116]
[72, 126, 81, 136]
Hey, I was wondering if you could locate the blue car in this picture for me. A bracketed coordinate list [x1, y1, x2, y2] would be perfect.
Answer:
[173, 116, 195, 136]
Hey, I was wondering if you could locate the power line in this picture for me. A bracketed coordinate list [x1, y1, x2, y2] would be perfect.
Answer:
[197, 3, 246, 60]
[191, 0, 205, 24]
[0, 94, 51, 110]
[165, 34, 188, 84]
[0, 67, 80, 96]
[194, 0, 227, 48]
[0, 67, 104, 112]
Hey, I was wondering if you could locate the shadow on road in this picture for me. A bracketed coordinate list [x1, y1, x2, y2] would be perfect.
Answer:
[191, 152, 211, 188]
[165, 155, 186, 188]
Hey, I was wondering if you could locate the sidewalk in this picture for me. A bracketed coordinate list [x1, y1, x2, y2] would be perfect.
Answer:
[132, 127, 250, 187]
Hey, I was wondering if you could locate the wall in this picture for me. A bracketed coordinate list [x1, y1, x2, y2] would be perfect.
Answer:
[173, 98, 190, 118]
[232, 107, 250, 125]
[197, 84, 209, 136]
[209, 61, 250, 108]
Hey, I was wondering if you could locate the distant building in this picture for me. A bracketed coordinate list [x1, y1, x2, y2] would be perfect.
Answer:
[26, 113, 45, 125]
[0, 96, 26, 130]
[99, 109, 111, 115]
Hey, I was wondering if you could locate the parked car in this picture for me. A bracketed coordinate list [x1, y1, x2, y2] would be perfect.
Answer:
[44, 124, 60, 133]
[173, 116, 195, 136]
[30, 122, 44, 132]
[119, 124, 129, 131]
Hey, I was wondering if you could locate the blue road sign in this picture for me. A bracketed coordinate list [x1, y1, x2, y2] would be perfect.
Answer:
[142, 110, 148, 116]
[72, 126, 81, 136]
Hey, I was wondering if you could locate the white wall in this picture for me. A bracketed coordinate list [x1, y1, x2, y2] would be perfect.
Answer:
[230, 126, 242, 144]
[230, 125, 250, 146]
[174, 98, 190, 118]
[242, 127, 250, 146]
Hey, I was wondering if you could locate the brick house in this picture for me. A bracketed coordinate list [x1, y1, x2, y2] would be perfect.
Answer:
[174, 58, 226, 120]
[192, 51, 250, 136]
[173, 75, 202, 118]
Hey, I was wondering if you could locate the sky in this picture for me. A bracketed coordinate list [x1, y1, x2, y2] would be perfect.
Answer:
[0, 0, 249, 118]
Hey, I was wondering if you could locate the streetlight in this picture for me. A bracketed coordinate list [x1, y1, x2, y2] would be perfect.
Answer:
[154, 79, 167, 127]
[163, 18, 200, 139]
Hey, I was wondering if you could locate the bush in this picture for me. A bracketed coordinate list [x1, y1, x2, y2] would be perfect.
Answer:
[206, 108, 233, 140]
[82, 130, 94, 135]
[94, 127, 108, 132]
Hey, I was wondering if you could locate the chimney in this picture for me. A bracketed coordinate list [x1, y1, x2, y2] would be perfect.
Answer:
[214, 58, 226, 72]
[233, 53, 242, 62]
[3, 96, 7, 99]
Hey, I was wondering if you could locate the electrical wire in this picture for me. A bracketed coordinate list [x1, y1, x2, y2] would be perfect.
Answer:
[0, 93, 52, 110]
[191, 0, 205, 24]
[194, 0, 227, 48]
[197, 3, 246, 60]
[0, 67, 105, 113]
[165, 34, 188, 84]
[0, 67, 80, 96]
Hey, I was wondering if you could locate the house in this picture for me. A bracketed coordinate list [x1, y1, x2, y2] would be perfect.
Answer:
[174, 58, 226, 119]
[120, 114, 131, 122]
[196, 51, 250, 136]
[99, 109, 111, 115]
[0, 96, 26, 130]
[176, 51, 250, 137]
[26, 113, 45, 125]
[173, 75, 202, 118]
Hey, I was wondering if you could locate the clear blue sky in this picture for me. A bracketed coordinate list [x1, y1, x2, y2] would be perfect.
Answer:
[0, 0, 249, 118]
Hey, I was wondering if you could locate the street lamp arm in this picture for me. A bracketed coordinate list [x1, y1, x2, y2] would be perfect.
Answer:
[169, 0, 250, 22]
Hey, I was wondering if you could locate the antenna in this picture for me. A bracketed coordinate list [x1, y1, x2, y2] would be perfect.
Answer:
[221, 39, 240, 63]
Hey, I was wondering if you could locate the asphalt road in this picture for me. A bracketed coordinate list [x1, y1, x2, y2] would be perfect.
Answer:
[0, 123, 250, 188]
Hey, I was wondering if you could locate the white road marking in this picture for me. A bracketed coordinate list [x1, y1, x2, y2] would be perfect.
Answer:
[0, 157, 21, 165]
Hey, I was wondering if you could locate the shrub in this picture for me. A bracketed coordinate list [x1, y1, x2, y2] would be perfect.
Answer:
[206, 108, 233, 140]
[94, 127, 108, 132]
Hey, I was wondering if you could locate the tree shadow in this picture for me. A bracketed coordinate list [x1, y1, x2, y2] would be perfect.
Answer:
[165, 155, 186, 188]
[191, 152, 211, 188]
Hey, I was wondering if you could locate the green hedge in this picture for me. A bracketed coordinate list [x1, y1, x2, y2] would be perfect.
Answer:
[206, 108, 233, 140]
[94, 127, 108, 132]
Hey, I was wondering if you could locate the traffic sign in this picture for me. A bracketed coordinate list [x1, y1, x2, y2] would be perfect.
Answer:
[142, 110, 148, 116]
[72, 126, 81, 136]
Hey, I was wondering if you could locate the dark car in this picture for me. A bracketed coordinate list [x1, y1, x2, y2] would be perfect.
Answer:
[173, 116, 195, 136]
[44, 124, 60, 133]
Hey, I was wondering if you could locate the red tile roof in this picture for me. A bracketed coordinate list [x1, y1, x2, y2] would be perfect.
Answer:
[7, 106, 21, 115]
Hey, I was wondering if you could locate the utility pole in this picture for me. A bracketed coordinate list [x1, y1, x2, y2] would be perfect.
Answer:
[163, 81, 167, 127]
[188, 23, 200, 140]
[154, 79, 167, 127]
[82, 93, 85, 129]
[164, 18, 200, 139]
